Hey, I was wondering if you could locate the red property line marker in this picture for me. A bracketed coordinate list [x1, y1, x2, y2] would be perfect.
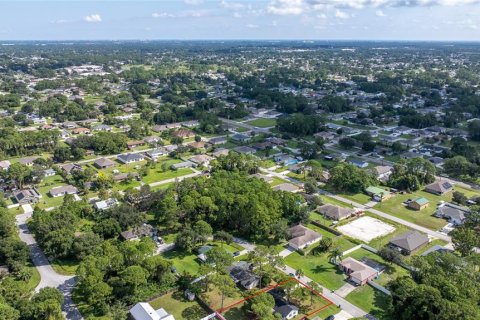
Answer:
[216, 278, 295, 313]
[214, 277, 335, 320]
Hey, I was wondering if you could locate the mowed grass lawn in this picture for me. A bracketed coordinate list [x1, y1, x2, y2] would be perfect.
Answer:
[162, 249, 201, 276]
[345, 285, 391, 319]
[285, 251, 347, 290]
[150, 291, 208, 320]
[375, 186, 479, 230]
[142, 168, 194, 184]
[245, 118, 277, 128]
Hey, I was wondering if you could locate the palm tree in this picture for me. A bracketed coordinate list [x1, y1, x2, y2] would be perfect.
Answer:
[295, 268, 304, 280]
[329, 247, 342, 265]
[308, 281, 322, 307]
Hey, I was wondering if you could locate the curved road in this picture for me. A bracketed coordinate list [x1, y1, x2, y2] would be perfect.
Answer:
[16, 212, 84, 320]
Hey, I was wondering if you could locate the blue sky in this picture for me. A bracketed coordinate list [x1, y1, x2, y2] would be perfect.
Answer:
[1, 0, 480, 40]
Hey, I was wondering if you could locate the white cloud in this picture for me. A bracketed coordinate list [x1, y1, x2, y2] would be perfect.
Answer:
[335, 9, 350, 19]
[376, 9, 387, 16]
[184, 0, 204, 5]
[51, 19, 70, 24]
[83, 14, 102, 23]
[246, 23, 259, 28]
[152, 10, 209, 19]
[221, 1, 245, 10]
[268, 0, 304, 15]
[266, 0, 480, 16]
[233, 12, 243, 18]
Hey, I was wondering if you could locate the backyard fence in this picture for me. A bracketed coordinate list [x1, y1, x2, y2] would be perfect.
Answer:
[367, 280, 391, 296]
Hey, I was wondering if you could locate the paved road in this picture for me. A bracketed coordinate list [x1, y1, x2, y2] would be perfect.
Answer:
[262, 166, 452, 242]
[280, 265, 367, 318]
[219, 118, 271, 134]
[327, 193, 452, 242]
[16, 213, 84, 320]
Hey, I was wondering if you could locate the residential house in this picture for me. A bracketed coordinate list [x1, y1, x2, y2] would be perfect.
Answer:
[117, 153, 145, 164]
[94, 157, 116, 169]
[189, 141, 205, 149]
[172, 129, 195, 138]
[233, 146, 256, 155]
[18, 156, 39, 166]
[274, 305, 299, 320]
[120, 231, 139, 241]
[145, 148, 166, 160]
[60, 163, 82, 175]
[13, 188, 41, 204]
[389, 231, 429, 255]
[425, 181, 453, 195]
[349, 159, 369, 168]
[274, 154, 298, 166]
[71, 127, 91, 135]
[317, 204, 355, 221]
[208, 136, 227, 145]
[228, 261, 260, 290]
[189, 154, 213, 166]
[408, 197, 429, 211]
[127, 140, 145, 150]
[212, 148, 229, 158]
[0, 160, 11, 171]
[373, 165, 392, 182]
[94, 198, 119, 211]
[339, 257, 378, 285]
[365, 186, 392, 202]
[113, 172, 140, 182]
[171, 161, 195, 170]
[231, 133, 251, 142]
[93, 124, 112, 132]
[434, 202, 470, 225]
[143, 136, 161, 145]
[44, 168, 56, 177]
[181, 120, 199, 127]
[49, 185, 78, 197]
[287, 225, 322, 250]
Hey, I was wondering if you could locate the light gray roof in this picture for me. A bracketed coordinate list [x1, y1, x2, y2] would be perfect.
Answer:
[389, 231, 429, 252]
[318, 204, 354, 220]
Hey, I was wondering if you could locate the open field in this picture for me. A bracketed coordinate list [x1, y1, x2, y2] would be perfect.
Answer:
[245, 118, 277, 128]
[337, 216, 396, 243]
[150, 291, 208, 320]
[345, 285, 391, 319]
[374, 187, 476, 230]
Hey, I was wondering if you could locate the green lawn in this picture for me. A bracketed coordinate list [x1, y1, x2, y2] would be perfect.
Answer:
[285, 251, 347, 290]
[234, 127, 249, 133]
[25, 263, 41, 291]
[374, 188, 464, 231]
[245, 118, 277, 128]
[344, 248, 410, 286]
[271, 176, 289, 187]
[345, 285, 391, 319]
[51, 258, 79, 276]
[142, 168, 194, 185]
[162, 249, 201, 276]
[150, 291, 208, 319]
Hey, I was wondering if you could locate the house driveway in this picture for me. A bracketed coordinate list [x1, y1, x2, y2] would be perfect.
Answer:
[16, 212, 84, 320]
[335, 283, 357, 298]
[279, 247, 295, 258]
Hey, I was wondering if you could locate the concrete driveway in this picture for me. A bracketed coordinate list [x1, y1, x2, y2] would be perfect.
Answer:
[16, 212, 84, 320]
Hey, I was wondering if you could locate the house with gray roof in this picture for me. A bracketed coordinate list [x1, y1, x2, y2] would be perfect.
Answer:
[434, 202, 470, 225]
[117, 153, 145, 164]
[317, 204, 355, 221]
[389, 231, 429, 255]
[425, 181, 453, 195]
[94, 157, 116, 169]
[49, 185, 78, 197]
[13, 188, 41, 204]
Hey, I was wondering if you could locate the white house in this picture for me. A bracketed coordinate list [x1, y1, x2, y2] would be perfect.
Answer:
[129, 302, 175, 320]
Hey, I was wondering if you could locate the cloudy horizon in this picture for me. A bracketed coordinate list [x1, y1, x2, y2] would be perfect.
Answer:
[1, 0, 480, 41]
